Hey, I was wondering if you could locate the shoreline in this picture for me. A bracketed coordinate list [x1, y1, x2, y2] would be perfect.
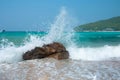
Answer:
[0, 58, 120, 80]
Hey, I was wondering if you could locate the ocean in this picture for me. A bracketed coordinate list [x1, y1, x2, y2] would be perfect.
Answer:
[1, 7, 120, 63]
[0, 31, 120, 63]
[1, 31, 120, 47]
[0, 8, 120, 80]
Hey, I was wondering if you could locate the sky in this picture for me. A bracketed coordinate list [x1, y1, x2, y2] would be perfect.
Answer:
[0, 0, 120, 31]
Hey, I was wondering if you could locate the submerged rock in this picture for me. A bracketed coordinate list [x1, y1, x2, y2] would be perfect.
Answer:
[23, 42, 69, 60]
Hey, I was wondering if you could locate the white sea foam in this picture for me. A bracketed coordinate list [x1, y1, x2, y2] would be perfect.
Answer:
[0, 7, 120, 63]
[68, 45, 120, 61]
[0, 36, 43, 63]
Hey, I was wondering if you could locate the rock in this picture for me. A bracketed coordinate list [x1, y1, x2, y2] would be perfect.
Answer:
[48, 51, 69, 60]
[23, 47, 47, 60]
[43, 42, 66, 53]
[23, 42, 69, 60]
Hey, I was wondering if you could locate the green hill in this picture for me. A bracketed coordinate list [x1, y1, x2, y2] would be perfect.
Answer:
[74, 16, 120, 32]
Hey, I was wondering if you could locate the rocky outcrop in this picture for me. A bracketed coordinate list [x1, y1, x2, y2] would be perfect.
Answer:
[23, 42, 69, 60]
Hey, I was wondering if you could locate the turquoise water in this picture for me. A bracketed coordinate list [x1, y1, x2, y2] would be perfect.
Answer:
[1, 31, 120, 61]
[1, 31, 120, 47]
[74, 32, 120, 47]
[0, 31, 47, 46]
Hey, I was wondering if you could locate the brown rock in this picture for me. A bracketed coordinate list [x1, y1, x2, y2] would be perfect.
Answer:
[23, 47, 47, 60]
[48, 51, 69, 60]
[43, 42, 66, 53]
[23, 42, 69, 60]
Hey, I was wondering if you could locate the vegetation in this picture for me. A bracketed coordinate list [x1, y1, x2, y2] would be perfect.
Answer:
[74, 16, 120, 32]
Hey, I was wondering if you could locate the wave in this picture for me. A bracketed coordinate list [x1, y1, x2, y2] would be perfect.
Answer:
[0, 7, 120, 63]
[68, 45, 120, 61]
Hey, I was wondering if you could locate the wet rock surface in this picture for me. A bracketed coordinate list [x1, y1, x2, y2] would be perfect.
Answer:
[0, 59, 120, 80]
[23, 42, 69, 60]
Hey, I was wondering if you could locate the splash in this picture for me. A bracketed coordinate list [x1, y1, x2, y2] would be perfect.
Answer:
[0, 39, 14, 48]
[1, 7, 120, 63]
[44, 7, 73, 45]
[0, 7, 74, 63]
[45, 7, 68, 42]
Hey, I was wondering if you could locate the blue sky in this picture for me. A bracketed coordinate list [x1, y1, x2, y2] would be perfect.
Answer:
[0, 0, 120, 31]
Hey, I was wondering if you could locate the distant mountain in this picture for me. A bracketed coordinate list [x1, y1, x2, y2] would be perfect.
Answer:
[74, 16, 120, 32]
